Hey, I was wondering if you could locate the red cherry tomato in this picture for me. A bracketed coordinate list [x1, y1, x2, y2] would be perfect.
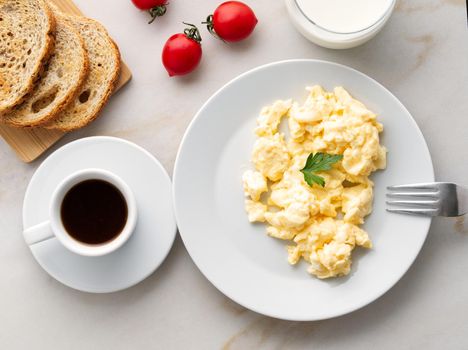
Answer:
[162, 24, 203, 77]
[131, 0, 168, 23]
[205, 1, 258, 42]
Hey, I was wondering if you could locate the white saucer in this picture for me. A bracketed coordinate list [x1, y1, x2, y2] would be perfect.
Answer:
[23, 136, 177, 293]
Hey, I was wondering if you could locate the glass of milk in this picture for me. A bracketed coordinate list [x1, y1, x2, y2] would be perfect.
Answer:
[285, 0, 396, 49]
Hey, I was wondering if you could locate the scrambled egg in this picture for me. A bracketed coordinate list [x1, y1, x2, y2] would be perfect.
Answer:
[242, 86, 386, 279]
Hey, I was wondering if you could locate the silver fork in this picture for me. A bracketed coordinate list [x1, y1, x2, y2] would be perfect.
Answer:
[386, 182, 468, 217]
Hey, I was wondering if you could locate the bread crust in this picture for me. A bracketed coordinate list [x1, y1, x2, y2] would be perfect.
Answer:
[45, 16, 121, 131]
[0, 0, 57, 114]
[4, 17, 89, 127]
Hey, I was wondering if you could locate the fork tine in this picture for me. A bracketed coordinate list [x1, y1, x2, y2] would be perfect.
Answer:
[387, 183, 438, 191]
[386, 200, 439, 207]
[386, 191, 439, 199]
[386, 208, 439, 216]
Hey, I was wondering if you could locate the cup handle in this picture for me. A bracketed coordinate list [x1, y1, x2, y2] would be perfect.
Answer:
[24, 221, 54, 246]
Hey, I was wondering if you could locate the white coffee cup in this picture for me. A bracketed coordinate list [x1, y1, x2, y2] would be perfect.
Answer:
[23, 168, 138, 257]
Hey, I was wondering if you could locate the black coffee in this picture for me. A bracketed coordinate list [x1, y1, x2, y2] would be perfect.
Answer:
[61, 179, 128, 245]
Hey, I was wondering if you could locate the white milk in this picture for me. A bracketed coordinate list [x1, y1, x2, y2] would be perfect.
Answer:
[286, 0, 396, 49]
[295, 0, 394, 33]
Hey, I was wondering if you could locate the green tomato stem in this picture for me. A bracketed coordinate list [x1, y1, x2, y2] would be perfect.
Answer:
[148, 5, 167, 24]
[183, 22, 202, 43]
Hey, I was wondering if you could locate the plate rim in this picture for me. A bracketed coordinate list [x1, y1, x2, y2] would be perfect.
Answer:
[173, 59, 434, 320]
[23, 135, 177, 294]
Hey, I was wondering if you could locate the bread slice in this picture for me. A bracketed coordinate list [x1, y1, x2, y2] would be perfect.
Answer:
[3, 15, 89, 127]
[0, 0, 56, 114]
[45, 14, 121, 131]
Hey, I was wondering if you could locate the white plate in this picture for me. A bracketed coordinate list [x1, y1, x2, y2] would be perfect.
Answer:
[173, 60, 434, 321]
[23, 136, 177, 293]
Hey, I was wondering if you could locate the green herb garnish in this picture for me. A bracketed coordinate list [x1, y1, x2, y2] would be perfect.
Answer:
[300, 152, 343, 187]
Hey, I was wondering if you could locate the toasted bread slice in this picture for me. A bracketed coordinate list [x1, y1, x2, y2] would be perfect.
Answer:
[3, 15, 89, 127]
[0, 0, 56, 114]
[45, 15, 121, 131]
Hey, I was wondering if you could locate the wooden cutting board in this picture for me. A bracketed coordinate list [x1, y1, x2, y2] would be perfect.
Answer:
[0, 0, 132, 163]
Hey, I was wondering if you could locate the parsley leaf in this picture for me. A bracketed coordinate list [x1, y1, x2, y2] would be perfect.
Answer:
[300, 153, 343, 187]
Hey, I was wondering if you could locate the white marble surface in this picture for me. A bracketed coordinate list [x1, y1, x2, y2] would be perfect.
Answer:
[1, 0, 467, 348]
